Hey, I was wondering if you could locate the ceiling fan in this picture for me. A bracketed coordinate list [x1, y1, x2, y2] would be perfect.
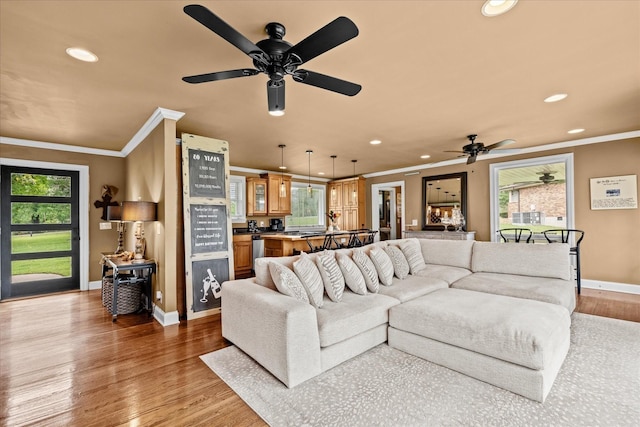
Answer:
[514, 170, 561, 186]
[445, 134, 516, 164]
[182, 4, 362, 115]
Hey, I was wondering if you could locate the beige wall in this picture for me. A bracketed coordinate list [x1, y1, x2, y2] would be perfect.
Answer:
[1, 144, 126, 282]
[125, 120, 179, 314]
[367, 138, 640, 286]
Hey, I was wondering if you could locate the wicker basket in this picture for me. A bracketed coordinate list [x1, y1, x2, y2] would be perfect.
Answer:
[102, 275, 142, 315]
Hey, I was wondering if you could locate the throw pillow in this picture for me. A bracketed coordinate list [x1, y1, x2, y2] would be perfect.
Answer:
[384, 245, 410, 279]
[399, 239, 425, 274]
[336, 252, 367, 295]
[352, 250, 379, 293]
[268, 262, 309, 303]
[293, 253, 324, 308]
[369, 247, 394, 286]
[315, 251, 345, 302]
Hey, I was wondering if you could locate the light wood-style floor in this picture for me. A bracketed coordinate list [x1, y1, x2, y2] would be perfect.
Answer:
[1, 288, 639, 426]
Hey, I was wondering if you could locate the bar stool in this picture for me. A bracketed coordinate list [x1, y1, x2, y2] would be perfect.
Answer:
[497, 228, 532, 243]
[542, 229, 585, 294]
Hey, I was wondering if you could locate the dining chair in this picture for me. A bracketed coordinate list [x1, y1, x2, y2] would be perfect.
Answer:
[497, 228, 532, 243]
[542, 229, 585, 294]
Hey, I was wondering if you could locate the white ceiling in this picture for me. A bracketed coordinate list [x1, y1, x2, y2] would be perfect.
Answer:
[1, 1, 639, 178]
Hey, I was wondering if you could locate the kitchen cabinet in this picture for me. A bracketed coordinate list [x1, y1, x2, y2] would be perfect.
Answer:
[232, 234, 253, 279]
[328, 176, 366, 231]
[262, 173, 291, 215]
[246, 177, 267, 216]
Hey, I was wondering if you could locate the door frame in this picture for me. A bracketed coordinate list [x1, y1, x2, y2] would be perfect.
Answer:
[0, 158, 89, 296]
[371, 181, 405, 242]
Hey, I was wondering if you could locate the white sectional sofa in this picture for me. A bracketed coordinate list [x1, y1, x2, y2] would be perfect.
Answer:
[221, 238, 574, 402]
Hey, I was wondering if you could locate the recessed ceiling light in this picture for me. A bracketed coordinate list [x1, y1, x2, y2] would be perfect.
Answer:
[544, 93, 568, 103]
[369, 139, 382, 145]
[420, 155, 431, 159]
[568, 128, 585, 134]
[66, 47, 98, 62]
[318, 172, 325, 175]
[278, 166, 287, 170]
[481, 0, 518, 17]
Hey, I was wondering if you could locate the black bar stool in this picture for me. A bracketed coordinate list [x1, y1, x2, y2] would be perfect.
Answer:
[497, 228, 532, 243]
[542, 229, 585, 294]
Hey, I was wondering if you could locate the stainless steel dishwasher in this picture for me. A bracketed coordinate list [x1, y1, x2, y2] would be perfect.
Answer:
[251, 234, 264, 270]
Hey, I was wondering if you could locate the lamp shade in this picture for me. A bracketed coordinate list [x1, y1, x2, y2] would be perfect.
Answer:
[121, 201, 157, 222]
[106, 205, 122, 221]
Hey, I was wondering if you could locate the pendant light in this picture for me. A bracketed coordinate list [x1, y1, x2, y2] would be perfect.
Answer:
[278, 144, 286, 197]
[330, 155, 337, 198]
[351, 159, 357, 202]
[306, 150, 313, 194]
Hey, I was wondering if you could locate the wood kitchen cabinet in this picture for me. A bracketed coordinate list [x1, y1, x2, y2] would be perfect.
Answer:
[246, 177, 267, 216]
[328, 176, 366, 231]
[232, 234, 253, 279]
[262, 173, 291, 215]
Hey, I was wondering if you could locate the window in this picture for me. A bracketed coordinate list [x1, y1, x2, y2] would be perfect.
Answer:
[229, 175, 246, 223]
[286, 182, 326, 231]
[490, 154, 574, 241]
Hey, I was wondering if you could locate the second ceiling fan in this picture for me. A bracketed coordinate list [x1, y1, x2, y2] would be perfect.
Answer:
[182, 4, 362, 115]
[446, 134, 517, 164]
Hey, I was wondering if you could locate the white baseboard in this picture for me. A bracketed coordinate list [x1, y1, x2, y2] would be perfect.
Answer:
[153, 304, 180, 327]
[582, 279, 640, 295]
[88, 280, 102, 290]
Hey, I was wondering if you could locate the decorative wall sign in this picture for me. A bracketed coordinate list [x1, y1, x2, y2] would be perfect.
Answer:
[590, 175, 637, 210]
[181, 133, 234, 320]
[190, 258, 229, 311]
[190, 204, 228, 254]
[188, 149, 226, 198]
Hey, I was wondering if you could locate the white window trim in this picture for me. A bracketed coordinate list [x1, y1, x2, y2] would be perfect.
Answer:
[489, 153, 574, 242]
[229, 175, 246, 223]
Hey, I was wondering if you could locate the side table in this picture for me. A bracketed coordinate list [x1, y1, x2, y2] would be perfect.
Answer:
[101, 255, 156, 321]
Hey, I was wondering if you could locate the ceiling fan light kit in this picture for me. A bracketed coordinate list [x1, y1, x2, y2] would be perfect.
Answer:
[182, 4, 361, 115]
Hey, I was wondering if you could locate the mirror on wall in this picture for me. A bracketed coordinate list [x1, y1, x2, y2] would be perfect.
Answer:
[421, 172, 467, 230]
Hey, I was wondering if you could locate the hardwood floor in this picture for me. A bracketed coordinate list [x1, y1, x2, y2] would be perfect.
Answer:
[1, 288, 639, 426]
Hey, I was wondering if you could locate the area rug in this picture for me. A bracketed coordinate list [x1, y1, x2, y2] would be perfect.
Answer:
[200, 313, 640, 426]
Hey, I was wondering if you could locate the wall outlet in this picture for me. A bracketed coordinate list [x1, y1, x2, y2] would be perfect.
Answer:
[156, 290, 162, 301]
[411, 219, 418, 226]
[99, 222, 112, 230]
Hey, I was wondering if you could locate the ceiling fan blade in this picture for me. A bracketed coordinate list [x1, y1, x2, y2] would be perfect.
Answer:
[182, 69, 260, 84]
[443, 150, 466, 154]
[183, 5, 269, 66]
[485, 139, 515, 150]
[285, 17, 358, 66]
[466, 155, 477, 165]
[292, 70, 361, 96]
[267, 80, 285, 112]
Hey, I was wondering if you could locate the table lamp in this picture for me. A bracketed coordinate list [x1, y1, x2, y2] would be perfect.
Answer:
[122, 201, 157, 263]
[106, 204, 125, 254]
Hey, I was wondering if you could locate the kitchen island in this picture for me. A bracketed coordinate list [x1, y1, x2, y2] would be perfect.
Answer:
[262, 230, 376, 257]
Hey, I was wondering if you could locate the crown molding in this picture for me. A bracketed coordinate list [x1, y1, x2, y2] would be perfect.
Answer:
[120, 107, 185, 156]
[363, 130, 640, 178]
[0, 107, 185, 158]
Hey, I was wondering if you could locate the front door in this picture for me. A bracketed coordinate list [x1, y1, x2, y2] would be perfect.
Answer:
[1, 166, 80, 299]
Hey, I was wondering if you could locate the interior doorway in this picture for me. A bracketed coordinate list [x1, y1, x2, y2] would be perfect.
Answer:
[0, 160, 90, 299]
[371, 181, 405, 242]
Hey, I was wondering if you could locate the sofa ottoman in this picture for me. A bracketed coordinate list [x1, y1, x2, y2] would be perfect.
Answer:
[388, 288, 571, 402]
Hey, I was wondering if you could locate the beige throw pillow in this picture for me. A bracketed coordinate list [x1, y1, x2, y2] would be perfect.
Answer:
[352, 250, 379, 293]
[268, 262, 310, 303]
[399, 239, 425, 274]
[336, 252, 367, 295]
[369, 247, 394, 286]
[384, 245, 410, 279]
[315, 251, 345, 302]
[293, 253, 324, 308]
